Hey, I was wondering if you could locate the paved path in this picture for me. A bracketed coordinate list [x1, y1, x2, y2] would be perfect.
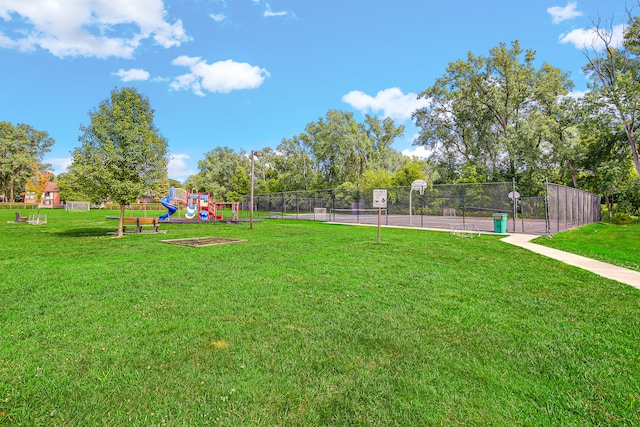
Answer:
[501, 234, 640, 290]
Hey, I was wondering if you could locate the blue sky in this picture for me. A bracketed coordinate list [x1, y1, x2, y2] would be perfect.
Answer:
[0, 0, 630, 182]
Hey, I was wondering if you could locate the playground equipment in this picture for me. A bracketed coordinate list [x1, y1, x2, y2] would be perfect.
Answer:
[161, 188, 240, 222]
[199, 193, 210, 221]
[207, 201, 241, 221]
[185, 191, 198, 220]
[160, 187, 188, 221]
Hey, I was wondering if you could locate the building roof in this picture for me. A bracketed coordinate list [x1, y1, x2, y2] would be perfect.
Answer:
[44, 181, 58, 192]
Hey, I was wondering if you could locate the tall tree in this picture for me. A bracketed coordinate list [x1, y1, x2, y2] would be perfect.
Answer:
[0, 122, 54, 201]
[583, 13, 640, 178]
[413, 40, 574, 190]
[270, 138, 315, 191]
[72, 87, 168, 237]
[299, 110, 404, 187]
[24, 163, 52, 204]
[184, 146, 250, 200]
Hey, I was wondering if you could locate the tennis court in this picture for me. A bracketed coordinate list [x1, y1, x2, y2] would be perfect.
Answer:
[279, 208, 549, 235]
[250, 182, 600, 236]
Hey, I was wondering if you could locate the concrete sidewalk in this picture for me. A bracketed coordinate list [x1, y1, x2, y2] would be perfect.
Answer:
[501, 234, 640, 290]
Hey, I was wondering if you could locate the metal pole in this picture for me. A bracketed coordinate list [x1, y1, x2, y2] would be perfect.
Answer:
[249, 150, 263, 230]
[250, 151, 255, 230]
[461, 184, 466, 228]
[512, 178, 517, 233]
[421, 193, 424, 228]
[545, 179, 551, 236]
[409, 188, 413, 226]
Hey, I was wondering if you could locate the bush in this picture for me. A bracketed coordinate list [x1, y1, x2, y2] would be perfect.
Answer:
[605, 212, 638, 225]
[617, 179, 640, 216]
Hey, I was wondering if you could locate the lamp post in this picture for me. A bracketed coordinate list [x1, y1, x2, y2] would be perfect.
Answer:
[250, 150, 263, 230]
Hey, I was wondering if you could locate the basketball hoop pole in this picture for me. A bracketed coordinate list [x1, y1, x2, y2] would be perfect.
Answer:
[410, 179, 427, 226]
[409, 189, 413, 226]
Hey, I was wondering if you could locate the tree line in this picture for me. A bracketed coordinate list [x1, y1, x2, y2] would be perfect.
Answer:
[2, 7, 640, 221]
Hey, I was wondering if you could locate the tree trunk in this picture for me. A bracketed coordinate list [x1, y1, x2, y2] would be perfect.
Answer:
[568, 160, 578, 188]
[605, 194, 613, 219]
[630, 134, 640, 179]
[118, 203, 125, 237]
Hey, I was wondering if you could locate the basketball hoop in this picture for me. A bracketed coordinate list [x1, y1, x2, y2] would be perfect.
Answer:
[409, 179, 428, 225]
[411, 179, 427, 196]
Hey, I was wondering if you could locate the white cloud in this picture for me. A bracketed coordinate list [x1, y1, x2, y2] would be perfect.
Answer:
[342, 88, 430, 122]
[114, 68, 150, 82]
[210, 14, 226, 23]
[0, 0, 190, 58]
[168, 153, 196, 181]
[264, 10, 288, 17]
[547, 2, 582, 24]
[264, 3, 292, 18]
[170, 56, 270, 95]
[401, 145, 432, 159]
[559, 24, 625, 50]
[45, 157, 73, 175]
[564, 90, 589, 99]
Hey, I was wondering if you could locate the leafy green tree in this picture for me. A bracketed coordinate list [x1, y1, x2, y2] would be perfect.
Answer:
[72, 87, 169, 237]
[271, 137, 315, 191]
[0, 122, 54, 201]
[413, 40, 573, 188]
[56, 171, 95, 203]
[168, 178, 182, 188]
[300, 110, 366, 186]
[391, 159, 428, 187]
[597, 161, 630, 218]
[184, 146, 250, 200]
[359, 169, 393, 189]
[299, 110, 405, 188]
[583, 14, 640, 178]
[363, 115, 406, 171]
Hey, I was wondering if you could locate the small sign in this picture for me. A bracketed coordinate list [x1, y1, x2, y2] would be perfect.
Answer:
[508, 191, 520, 200]
[373, 189, 387, 208]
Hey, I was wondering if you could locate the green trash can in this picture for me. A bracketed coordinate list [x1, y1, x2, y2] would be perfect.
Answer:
[492, 213, 508, 233]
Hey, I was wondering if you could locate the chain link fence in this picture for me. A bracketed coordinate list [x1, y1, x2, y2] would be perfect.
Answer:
[545, 182, 601, 235]
[243, 181, 601, 235]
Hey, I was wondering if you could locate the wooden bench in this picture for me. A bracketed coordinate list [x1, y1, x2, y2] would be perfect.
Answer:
[122, 217, 159, 233]
[15, 212, 28, 223]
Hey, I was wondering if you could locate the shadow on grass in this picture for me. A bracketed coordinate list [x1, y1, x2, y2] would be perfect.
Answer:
[56, 227, 113, 238]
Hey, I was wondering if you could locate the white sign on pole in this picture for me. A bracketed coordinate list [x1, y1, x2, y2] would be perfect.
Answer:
[373, 189, 387, 208]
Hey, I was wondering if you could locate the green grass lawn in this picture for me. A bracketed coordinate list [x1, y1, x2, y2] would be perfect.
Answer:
[534, 222, 640, 272]
[1, 210, 639, 426]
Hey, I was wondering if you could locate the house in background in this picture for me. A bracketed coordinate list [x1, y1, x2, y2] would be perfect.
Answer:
[25, 182, 62, 207]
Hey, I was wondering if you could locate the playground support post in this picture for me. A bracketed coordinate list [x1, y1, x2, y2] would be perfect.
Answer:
[250, 150, 262, 230]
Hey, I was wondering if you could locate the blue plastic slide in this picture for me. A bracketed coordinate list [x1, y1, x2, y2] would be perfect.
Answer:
[160, 187, 177, 221]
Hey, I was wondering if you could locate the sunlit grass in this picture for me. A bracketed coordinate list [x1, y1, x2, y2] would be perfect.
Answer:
[1, 210, 639, 425]
[534, 222, 640, 272]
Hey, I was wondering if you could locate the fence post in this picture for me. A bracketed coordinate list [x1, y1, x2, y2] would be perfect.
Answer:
[512, 178, 517, 233]
[385, 186, 389, 225]
[461, 184, 466, 228]
[331, 190, 335, 222]
[545, 179, 551, 236]
[355, 187, 360, 224]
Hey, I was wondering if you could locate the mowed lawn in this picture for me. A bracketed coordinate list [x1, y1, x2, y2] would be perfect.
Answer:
[534, 222, 640, 272]
[1, 210, 638, 426]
